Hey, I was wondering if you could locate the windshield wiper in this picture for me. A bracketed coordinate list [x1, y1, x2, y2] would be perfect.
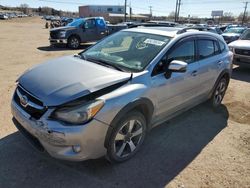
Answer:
[85, 57, 125, 72]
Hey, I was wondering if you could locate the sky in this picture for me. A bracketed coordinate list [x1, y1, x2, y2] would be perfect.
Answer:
[0, 0, 246, 18]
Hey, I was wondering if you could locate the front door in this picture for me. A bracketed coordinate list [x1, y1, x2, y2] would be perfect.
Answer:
[151, 38, 202, 122]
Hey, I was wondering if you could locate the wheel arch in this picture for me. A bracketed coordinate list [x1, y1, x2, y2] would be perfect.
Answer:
[68, 34, 81, 42]
[104, 97, 154, 148]
[209, 70, 230, 98]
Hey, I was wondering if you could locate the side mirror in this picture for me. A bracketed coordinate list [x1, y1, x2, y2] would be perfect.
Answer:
[168, 60, 187, 73]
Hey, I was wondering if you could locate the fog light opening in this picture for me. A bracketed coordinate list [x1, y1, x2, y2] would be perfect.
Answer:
[72, 145, 81, 153]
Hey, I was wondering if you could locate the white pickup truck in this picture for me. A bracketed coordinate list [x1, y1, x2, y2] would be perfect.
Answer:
[229, 29, 250, 68]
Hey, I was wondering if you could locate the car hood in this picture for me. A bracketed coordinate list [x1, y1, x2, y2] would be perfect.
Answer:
[50, 26, 76, 32]
[18, 55, 131, 106]
[222, 33, 240, 37]
[228, 40, 250, 49]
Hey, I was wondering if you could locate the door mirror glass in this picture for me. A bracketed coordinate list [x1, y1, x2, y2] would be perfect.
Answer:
[168, 60, 187, 72]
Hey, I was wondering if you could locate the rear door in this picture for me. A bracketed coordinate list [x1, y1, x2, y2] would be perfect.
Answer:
[95, 18, 108, 40]
[196, 37, 224, 94]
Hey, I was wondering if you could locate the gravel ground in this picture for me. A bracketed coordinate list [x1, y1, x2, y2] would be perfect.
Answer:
[0, 17, 249, 188]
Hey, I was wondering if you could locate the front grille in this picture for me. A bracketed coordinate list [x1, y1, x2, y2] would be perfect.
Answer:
[14, 86, 47, 119]
[235, 49, 250, 56]
[50, 31, 58, 39]
[223, 36, 229, 40]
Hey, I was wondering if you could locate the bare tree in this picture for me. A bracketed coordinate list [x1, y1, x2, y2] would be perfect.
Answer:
[20, 3, 29, 14]
[222, 12, 234, 22]
[168, 11, 176, 19]
[238, 12, 250, 23]
[41, 7, 53, 15]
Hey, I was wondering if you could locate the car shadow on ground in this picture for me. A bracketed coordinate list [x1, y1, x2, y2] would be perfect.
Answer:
[232, 66, 250, 83]
[37, 44, 92, 52]
[0, 103, 229, 188]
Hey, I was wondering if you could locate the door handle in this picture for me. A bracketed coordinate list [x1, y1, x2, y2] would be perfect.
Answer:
[217, 61, 223, 66]
[191, 70, 197, 76]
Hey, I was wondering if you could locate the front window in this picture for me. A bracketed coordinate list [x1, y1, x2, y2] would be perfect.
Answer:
[81, 31, 171, 72]
[67, 19, 84, 27]
[240, 30, 250, 40]
[225, 28, 245, 34]
[84, 19, 96, 29]
[168, 40, 195, 64]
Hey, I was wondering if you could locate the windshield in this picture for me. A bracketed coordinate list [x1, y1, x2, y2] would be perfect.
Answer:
[225, 28, 245, 34]
[81, 31, 171, 72]
[67, 19, 84, 27]
[240, 30, 250, 40]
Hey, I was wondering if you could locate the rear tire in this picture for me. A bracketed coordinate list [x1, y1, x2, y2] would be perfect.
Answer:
[67, 36, 80, 49]
[106, 111, 147, 163]
[209, 77, 228, 108]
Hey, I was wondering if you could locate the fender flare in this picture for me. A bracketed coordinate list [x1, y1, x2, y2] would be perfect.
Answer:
[209, 69, 231, 98]
[104, 97, 154, 148]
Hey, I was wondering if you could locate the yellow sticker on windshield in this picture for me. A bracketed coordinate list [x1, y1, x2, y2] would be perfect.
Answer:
[144, 39, 165, 46]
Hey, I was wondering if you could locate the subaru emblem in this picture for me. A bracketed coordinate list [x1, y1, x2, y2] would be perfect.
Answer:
[20, 95, 29, 107]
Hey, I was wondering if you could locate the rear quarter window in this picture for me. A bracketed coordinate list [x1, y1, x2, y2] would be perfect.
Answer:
[219, 40, 226, 52]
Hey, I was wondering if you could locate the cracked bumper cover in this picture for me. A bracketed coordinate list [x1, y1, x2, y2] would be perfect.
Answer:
[11, 100, 109, 161]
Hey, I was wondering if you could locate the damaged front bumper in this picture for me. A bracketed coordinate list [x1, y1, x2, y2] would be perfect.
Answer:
[11, 100, 109, 161]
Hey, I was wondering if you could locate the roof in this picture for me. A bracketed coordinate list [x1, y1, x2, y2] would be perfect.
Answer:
[123, 26, 224, 39]
[123, 27, 182, 37]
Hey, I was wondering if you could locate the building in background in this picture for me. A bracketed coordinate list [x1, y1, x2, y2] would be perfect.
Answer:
[79, 5, 149, 23]
[79, 5, 124, 17]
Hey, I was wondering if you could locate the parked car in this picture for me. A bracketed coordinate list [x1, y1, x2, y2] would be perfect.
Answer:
[49, 17, 127, 49]
[228, 29, 250, 68]
[12, 27, 232, 163]
[222, 27, 246, 43]
[210, 26, 223, 35]
[0, 14, 8, 20]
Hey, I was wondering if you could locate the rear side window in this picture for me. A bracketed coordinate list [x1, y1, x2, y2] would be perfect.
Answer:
[214, 41, 220, 55]
[168, 40, 195, 64]
[198, 40, 215, 60]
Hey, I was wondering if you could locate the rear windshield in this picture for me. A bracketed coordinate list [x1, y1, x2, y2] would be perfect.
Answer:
[225, 28, 245, 34]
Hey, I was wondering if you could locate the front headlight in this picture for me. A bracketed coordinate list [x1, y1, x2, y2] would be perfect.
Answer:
[229, 46, 234, 52]
[52, 99, 104, 125]
[59, 31, 66, 38]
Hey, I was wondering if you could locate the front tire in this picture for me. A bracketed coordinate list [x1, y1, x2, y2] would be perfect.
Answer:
[106, 111, 147, 163]
[67, 36, 80, 49]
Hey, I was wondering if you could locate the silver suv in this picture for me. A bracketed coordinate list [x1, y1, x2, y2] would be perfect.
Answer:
[11, 27, 233, 163]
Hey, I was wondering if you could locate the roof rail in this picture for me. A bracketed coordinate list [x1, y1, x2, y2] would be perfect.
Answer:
[176, 26, 216, 34]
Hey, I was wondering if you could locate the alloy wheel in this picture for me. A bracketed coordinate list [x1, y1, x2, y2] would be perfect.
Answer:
[114, 119, 144, 158]
[70, 37, 79, 48]
[214, 79, 226, 105]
